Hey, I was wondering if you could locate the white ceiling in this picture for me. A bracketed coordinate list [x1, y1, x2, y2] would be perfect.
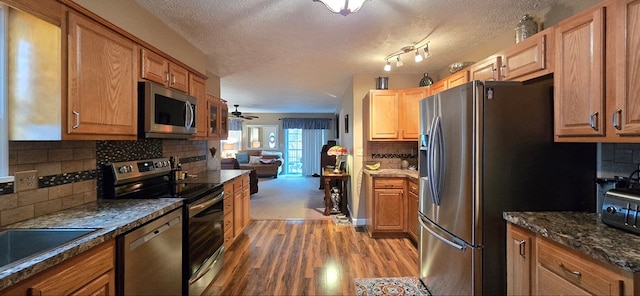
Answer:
[133, 0, 558, 113]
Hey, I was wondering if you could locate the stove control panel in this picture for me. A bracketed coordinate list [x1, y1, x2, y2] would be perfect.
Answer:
[602, 189, 640, 235]
[107, 158, 172, 185]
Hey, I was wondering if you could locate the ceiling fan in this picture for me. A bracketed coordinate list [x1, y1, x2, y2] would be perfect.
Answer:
[230, 104, 259, 120]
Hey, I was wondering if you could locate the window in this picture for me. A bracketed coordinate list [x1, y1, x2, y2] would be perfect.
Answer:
[0, 5, 9, 181]
[285, 129, 302, 174]
[221, 129, 242, 158]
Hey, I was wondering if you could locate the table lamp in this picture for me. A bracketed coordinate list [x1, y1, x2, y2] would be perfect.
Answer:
[327, 145, 347, 173]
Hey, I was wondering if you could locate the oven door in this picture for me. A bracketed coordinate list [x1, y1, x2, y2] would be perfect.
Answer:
[186, 188, 225, 295]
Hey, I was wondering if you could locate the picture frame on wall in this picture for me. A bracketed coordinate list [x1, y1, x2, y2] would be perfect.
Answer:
[344, 114, 349, 133]
[335, 114, 340, 139]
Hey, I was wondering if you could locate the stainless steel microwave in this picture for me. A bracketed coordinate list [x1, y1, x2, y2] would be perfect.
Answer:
[138, 81, 197, 139]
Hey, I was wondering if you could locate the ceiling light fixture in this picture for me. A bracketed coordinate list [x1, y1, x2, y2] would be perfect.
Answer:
[313, 0, 369, 16]
[414, 49, 423, 63]
[383, 41, 431, 71]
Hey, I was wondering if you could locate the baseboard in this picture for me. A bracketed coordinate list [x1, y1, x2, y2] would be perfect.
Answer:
[351, 217, 366, 226]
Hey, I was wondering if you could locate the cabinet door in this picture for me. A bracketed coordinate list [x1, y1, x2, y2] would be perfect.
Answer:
[554, 6, 605, 137]
[233, 189, 243, 237]
[537, 266, 591, 295]
[506, 224, 533, 296]
[614, 0, 640, 135]
[470, 56, 501, 81]
[169, 63, 189, 93]
[189, 74, 207, 138]
[67, 12, 137, 139]
[374, 188, 404, 231]
[430, 79, 448, 95]
[369, 90, 399, 139]
[243, 176, 250, 227]
[447, 70, 469, 89]
[220, 103, 229, 140]
[141, 48, 169, 85]
[400, 88, 427, 140]
[407, 181, 419, 241]
[207, 98, 220, 139]
[501, 29, 550, 81]
[70, 271, 114, 296]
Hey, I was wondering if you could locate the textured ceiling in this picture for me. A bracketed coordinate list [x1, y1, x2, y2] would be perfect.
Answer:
[133, 0, 558, 113]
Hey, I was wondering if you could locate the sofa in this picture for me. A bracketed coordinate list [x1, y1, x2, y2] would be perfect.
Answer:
[232, 150, 283, 178]
[220, 158, 259, 194]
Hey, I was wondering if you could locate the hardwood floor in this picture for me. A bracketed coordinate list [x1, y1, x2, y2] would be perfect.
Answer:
[204, 220, 419, 295]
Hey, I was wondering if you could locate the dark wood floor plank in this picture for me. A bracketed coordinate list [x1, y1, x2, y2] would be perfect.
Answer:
[204, 220, 418, 295]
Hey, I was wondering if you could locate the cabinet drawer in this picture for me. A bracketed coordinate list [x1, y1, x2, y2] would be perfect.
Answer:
[224, 196, 233, 214]
[224, 228, 234, 249]
[224, 212, 233, 232]
[537, 239, 624, 295]
[408, 181, 419, 195]
[233, 180, 243, 192]
[224, 184, 233, 198]
[374, 178, 404, 189]
[537, 264, 590, 295]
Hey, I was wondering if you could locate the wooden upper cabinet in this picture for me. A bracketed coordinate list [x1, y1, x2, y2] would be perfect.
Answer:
[614, 0, 640, 136]
[366, 90, 400, 140]
[207, 96, 221, 139]
[470, 56, 501, 81]
[220, 102, 229, 140]
[447, 70, 469, 89]
[399, 87, 428, 140]
[501, 27, 554, 81]
[429, 79, 448, 95]
[554, 4, 605, 138]
[141, 48, 189, 93]
[189, 74, 207, 138]
[66, 11, 138, 139]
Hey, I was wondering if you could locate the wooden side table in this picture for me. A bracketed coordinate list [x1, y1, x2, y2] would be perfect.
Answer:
[323, 169, 349, 216]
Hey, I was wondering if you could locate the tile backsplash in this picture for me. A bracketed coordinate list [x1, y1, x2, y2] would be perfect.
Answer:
[0, 139, 212, 226]
[599, 143, 640, 178]
[365, 141, 419, 169]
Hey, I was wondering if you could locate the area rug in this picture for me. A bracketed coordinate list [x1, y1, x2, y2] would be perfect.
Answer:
[354, 277, 429, 296]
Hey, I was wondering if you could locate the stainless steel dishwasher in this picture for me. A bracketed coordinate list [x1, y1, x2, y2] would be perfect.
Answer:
[117, 208, 183, 295]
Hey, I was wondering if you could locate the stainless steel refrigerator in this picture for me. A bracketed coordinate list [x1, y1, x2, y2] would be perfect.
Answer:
[418, 80, 595, 295]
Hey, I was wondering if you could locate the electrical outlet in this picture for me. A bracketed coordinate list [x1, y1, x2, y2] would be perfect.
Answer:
[15, 170, 38, 192]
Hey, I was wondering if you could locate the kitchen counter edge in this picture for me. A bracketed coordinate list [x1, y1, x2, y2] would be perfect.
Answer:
[363, 169, 419, 181]
[503, 211, 640, 273]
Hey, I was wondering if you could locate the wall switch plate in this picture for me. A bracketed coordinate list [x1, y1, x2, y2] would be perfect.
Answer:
[356, 148, 363, 156]
[15, 170, 38, 192]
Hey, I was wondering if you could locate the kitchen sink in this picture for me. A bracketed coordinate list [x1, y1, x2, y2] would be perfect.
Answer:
[0, 228, 97, 268]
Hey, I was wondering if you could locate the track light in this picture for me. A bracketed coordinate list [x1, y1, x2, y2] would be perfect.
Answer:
[382, 40, 431, 71]
[384, 60, 391, 71]
[423, 42, 431, 59]
[414, 49, 423, 63]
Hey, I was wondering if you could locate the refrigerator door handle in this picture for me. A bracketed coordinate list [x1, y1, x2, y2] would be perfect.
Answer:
[426, 116, 439, 205]
[428, 116, 445, 205]
[419, 212, 466, 252]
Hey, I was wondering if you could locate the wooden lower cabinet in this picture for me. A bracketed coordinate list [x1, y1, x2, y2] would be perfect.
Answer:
[507, 223, 635, 296]
[224, 174, 251, 248]
[2, 240, 115, 295]
[365, 176, 407, 237]
[407, 180, 419, 242]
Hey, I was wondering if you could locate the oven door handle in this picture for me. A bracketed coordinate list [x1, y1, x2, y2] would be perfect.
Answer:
[189, 193, 224, 216]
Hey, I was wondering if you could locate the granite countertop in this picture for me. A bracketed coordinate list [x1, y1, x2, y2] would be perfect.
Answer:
[0, 169, 248, 291]
[504, 211, 640, 273]
[363, 168, 419, 181]
[180, 169, 250, 185]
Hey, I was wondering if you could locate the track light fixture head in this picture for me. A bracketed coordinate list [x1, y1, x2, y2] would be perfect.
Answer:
[396, 56, 403, 67]
[384, 60, 391, 71]
[414, 49, 423, 63]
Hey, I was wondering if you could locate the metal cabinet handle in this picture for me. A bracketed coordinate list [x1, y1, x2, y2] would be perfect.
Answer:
[164, 71, 170, 83]
[501, 65, 508, 78]
[613, 109, 622, 130]
[72, 111, 80, 129]
[559, 263, 582, 277]
[491, 68, 497, 81]
[518, 240, 526, 258]
[590, 112, 599, 131]
[171, 73, 177, 85]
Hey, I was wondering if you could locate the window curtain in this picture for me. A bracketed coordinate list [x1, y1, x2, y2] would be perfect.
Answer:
[228, 118, 243, 131]
[282, 118, 330, 130]
[301, 129, 326, 176]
